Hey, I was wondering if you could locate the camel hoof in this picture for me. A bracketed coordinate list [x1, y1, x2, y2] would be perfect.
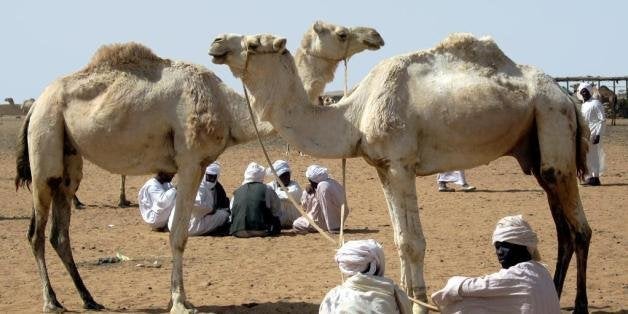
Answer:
[83, 299, 105, 310]
[170, 301, 197, 314]
[413, 303, 430, 314]
[43, 302, 65, 313]
[118, 200, 131, 208]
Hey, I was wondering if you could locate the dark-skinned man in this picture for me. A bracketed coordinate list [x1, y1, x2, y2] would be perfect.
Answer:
[578, 82, 606, 186]
[138, 171, 176, 231]
[266, 160, 303, 228]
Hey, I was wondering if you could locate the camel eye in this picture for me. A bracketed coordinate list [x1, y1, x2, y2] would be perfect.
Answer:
[212, 37, 223, 43]
[337, 31, 347, 41]
[247, 42, 259, 51]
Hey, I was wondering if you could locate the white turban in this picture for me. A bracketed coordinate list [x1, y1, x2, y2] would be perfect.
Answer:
[205, 163, 221, 177]
[243, 162, 265, 184]
[305, 165, 329, 183]
[335, 239, 385, 277]
[492, 215, 540, 260]
[267, 160, 291, 176]
[576, 82, 593, 101]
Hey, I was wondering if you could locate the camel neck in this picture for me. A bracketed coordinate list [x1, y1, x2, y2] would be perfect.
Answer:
[242, 54, 361, 158]
[295, 48, 340, 105]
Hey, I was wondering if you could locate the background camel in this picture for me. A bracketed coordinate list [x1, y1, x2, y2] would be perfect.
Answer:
[14, 22, 383, 313]
[597, 85, 618, 126]
[210, 33, 592, 313]
[4, 97, 15, 105]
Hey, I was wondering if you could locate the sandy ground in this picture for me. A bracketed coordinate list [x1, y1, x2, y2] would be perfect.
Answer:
[0, 115, 626, 313]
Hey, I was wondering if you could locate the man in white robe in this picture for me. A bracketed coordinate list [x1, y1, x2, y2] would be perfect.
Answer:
[167, 163, 230, 236]
[266, 160, 303, 228]
[293, 165, 348, 233]
[578, 82, 606, 186]
[431, 215, 560, 314]
[138, 172, 176, 231]
[320, 239, 412, 314]
[437, 171, 476, 192]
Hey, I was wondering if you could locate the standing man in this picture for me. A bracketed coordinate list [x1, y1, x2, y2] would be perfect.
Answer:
[167, 163, 230, 236]
[293, 164, 347, 233]
[138, 172, 176, 231]
[431, 215, 560, 313]
[230, 162, 282, 237]
[266, 160, 303, 228]
[437, 171, 476, 192]
[578, 82, 606, 186]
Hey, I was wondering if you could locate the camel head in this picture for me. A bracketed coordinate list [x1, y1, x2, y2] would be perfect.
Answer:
[301, 21, 385, 61]
[210, 33, 287, 78]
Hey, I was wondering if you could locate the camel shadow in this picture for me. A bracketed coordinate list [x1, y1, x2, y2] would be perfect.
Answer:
[340, 228, 379, 234]
[0, 215, 29, 221]
[110, 301, 319, 313]
[561, 305, 627, 314]
[598, 183, 628, 187]
[473, 189, 543, 193]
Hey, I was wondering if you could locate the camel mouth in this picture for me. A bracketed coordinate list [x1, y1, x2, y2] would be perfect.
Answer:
[209, 51, 229, 64]
[363, 39, 384, 50]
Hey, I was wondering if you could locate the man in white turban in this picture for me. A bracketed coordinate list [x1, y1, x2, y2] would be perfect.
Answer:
[320, 239, 412, 314]
[167, 163, 230, 236]
[266, 160, 303, 228]
[578, 82, 606, 186]
[137, 172, 176, 231]
[431, 215, 560, 314]
[230, 162, 281, 237]
[293, 164, 348, 233]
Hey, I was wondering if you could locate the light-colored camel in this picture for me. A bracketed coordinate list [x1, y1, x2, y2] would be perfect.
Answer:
[22, 98, 35, 112]
[597, 85, 618, 126]
[14, 23, 383, 313]
[210, 33, 592, 313]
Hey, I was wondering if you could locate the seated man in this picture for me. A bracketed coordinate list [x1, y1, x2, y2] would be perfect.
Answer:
[230, 162, 281, 238]
[138, 172, 176, 231]
[266, 159, 303, 228]
[167, 163, 230, 236]
[293, 165, 348, 233]
[320, 239, 412, 314]
[431, 215, 560, 314]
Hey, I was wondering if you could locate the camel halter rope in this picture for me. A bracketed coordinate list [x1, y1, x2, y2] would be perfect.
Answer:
[239, 44, 439, 313]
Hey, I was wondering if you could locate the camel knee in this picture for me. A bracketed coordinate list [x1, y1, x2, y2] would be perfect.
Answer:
[574, 224, 592, 248]
[540, 167, 557, 185]
[398, 235, 426, 262]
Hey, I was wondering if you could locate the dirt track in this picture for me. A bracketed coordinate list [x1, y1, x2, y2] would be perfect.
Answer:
[0, 116, 626, 313]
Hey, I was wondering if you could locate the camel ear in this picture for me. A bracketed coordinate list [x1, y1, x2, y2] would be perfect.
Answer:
[273, 37, 287, 53]
[313, 21, 324, 34]
[246, 37, 260, 52]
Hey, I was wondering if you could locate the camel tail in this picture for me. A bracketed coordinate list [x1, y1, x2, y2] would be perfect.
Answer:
[15, 109, 33, 191]
[571, 97, 590, 181]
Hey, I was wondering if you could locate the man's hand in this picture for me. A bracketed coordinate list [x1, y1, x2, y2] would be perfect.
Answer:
[305, 184, 315, 194]
[593, 135, 600, 145]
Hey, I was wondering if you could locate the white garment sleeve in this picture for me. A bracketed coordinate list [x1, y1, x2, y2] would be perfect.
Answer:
[431, 276, 466, 306]
[148, 184, 177, 213]
[591, 102, 606, 138]
[457, 269, 528, 298]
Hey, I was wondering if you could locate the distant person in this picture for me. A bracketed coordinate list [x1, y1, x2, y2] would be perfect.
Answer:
[293, 165, 347, 233]
[230, 162, 281, 238]
[437, 171, 475, 192]
[266, 160, 303, 228]
[167, 163, 230, 236]
[578, 82, 606, 186]
[320, 239, 412, 314]
[138, 172, 176, 231]
[431, 215, 560, 313]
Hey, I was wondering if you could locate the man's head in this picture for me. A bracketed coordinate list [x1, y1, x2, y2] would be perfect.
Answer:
[156, 172, 175, 184]
[335, 239, 385, 277]
[242, 162, 265, 184]
[492, 215, 539, 269]
[205, 163, 221, 186]
[577, 82, 593, 102]
[305, 164, 329, 190]
[269, 160, 291, 186]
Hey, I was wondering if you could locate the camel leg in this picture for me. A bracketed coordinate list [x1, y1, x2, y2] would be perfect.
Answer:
[28, 184, 65, 312]
[118, 175, 131, 207]
[376, 165, 428, 314]
[49, 153, 104, 310]
[169, 162, 204, 314]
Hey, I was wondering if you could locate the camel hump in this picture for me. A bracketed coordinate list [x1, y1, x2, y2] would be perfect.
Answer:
[433, 33, 516, 70]
[85, 42, 167, 70]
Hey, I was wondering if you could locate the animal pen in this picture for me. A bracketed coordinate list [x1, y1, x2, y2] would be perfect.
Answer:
[554, 75, 628, 124]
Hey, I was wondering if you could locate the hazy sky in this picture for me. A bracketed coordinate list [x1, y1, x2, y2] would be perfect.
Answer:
[2, 0, 626, 102]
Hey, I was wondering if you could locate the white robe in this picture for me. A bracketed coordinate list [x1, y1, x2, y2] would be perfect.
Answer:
[431, 261, 560, 314]
[437, 171, 467, 185]
[320, 273, 412, 314]
[293, 178, 347, 232]
[138, 178, 176, 228]
[167, 181, 230, 236]
[581, 99, 606, 177]
[267, 180, 303, 228]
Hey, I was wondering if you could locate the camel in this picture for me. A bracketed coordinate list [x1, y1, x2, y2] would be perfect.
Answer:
[22, 98, 36, 112]
[210, 33, 592, 313]
[4, 97, 15, 105]
[597, 85, 618, 126]
[14, 22, 383, 313]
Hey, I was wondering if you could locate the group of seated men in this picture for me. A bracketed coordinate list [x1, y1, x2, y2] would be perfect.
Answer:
[137, 160, 348, 237]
